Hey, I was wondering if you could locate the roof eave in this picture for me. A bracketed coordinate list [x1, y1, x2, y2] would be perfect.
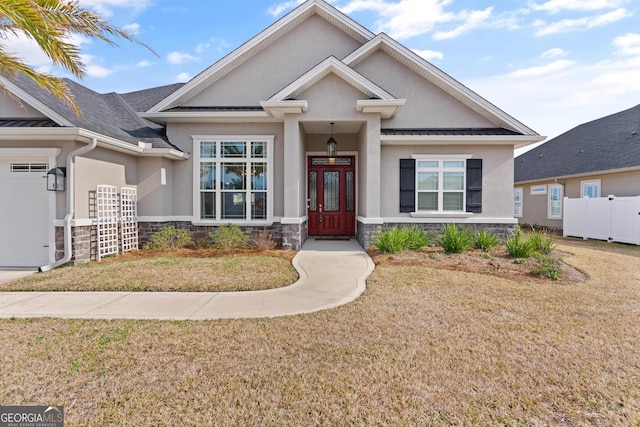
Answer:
[0, 127, 187, 159]
[140, 111, 275, 125]
[381, 135, 545, 147]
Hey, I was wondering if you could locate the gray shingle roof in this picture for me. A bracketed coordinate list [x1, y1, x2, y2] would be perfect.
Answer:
[515, 103, 640, 183]
[0, 118, 60, 127]
[4, 73, 177, 149]
[382, 128, 522, 136]
[120, 83, 184, 112]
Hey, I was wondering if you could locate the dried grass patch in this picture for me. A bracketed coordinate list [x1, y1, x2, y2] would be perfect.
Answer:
[2, 253, 298, 292]
[1, 242, 639, 425]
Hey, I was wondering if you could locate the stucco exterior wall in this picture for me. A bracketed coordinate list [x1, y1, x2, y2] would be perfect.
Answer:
[517, 169, 640, 228]
[74, 148, 138, 219]
[184, 15, 363, 106]
[0, 91, 46, 117]
[137, 157, 174, 217]
[354, 50, 496, 129]
[380, 144, 515, 220]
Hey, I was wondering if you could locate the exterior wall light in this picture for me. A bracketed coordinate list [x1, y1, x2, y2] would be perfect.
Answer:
[326, 122, 337, 158]
[47, 167, 66, 191]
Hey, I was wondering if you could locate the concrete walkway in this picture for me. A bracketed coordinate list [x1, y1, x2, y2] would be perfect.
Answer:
[0, 239, 374, 320]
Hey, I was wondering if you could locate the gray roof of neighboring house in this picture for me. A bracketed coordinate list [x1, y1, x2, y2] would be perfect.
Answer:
[515, 103, 640, 183]
[382, 128, 521, 136]
[2, 73, 177, 149]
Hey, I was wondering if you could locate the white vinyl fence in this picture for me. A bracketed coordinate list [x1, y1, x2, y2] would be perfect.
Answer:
[563, 196, 640, 245]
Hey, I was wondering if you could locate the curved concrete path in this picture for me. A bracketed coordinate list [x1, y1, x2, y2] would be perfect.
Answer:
[0, 239, 374, 320]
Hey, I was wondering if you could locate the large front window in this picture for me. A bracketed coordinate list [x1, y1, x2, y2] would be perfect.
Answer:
[195, 137, 272, 221]
[416, 159, 465, 212]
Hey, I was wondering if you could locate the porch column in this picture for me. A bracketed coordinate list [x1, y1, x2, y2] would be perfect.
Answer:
[282, 116, 304, 220]
[364, 118, 381, 219]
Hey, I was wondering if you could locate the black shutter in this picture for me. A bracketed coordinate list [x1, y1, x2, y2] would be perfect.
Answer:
[399, 159, 415, 213]
[466, 159, 482, 213]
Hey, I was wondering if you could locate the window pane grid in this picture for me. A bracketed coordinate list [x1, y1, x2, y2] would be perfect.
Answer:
[199, 140, 269, 221]
[416, 159, 466, 213]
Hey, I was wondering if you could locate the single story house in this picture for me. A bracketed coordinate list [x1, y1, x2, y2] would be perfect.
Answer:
[514, 103, 640, 229]
[0, 0, 543, 269]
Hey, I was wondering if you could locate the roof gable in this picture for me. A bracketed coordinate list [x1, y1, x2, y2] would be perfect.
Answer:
[149, 0, 374, 113]
[268, 56, 395, 101]
[345, 34, 538, 135]
[515, 103, 640, 182]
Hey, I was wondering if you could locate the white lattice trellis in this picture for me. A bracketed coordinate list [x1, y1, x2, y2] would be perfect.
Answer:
[96, 185, 119, 260]
[120, 187, 138, 253]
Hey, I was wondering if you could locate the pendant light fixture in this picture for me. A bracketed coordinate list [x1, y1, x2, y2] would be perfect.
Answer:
[326, 122, 337, 158]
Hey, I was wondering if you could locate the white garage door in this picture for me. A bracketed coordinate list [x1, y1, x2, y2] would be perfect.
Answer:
[0, 160, 50, 267]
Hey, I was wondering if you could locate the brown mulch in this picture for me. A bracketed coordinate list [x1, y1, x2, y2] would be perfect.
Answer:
[367, 245, 586, 285]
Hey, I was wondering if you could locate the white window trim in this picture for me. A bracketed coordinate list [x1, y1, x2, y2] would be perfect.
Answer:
[548, 183, 563, 220]
[192, 136, 274, 224]
[530, 184, 547, 195]
[514, 187, 523, 218]
[412, 155, 471, 214]
[580, 179, 601, 198]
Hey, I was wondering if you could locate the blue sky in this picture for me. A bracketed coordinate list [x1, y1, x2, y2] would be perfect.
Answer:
[6, 0, 640, 146]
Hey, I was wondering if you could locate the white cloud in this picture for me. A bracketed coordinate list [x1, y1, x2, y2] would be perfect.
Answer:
[613, 33, 640, 56]
[175, 72, 191, 83]
[79, 53, 118, 78]
[528, 0, 628, 14]
[136, 60, 153, 68]
[412, 49, 444, 61]
[122, 23, 141, 36]
[535, 8, 631, 36]
[505, 59, 574, 78]
[268, 0, 305, 17]
[78, 0, 153, 18]
[195, 37, 231, 54]
[541, 48, 568, 58]
[167, 51, 198, 65]
[433, 7, 493, 40]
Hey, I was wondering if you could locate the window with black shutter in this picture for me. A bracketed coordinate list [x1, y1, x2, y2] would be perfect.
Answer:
[466, 159, 482, 213]
[399, 157, 482, 214]
[399, 159, 415, 212]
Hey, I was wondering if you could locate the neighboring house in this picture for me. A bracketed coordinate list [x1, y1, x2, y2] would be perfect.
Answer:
[0, 0, 542, 268]
[514, 103, 640, 229]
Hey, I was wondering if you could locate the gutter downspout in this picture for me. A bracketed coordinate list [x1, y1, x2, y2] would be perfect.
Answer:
[39, 137, 98, 272]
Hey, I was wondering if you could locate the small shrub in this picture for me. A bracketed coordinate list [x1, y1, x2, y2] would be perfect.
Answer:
[437, 224, 474, 254]
[532, 254, 563, 280]
[528, 231, 556, 255]
[145, 226, 192, 250]
[373, 226, 430, 254]
[402, 225, 430, 251]
[251, 228, 278, 251]
[505, 227, 534, 258]
[209, 224, 251, 250]
[373, 227, 408, 254]
[473, 229, 499, 251]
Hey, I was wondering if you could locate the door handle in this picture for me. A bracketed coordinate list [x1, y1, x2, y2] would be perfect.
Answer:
[319, 203, 323, 214]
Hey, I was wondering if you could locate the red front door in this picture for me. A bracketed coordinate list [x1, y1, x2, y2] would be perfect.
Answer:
[308, 156, 356, 236]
